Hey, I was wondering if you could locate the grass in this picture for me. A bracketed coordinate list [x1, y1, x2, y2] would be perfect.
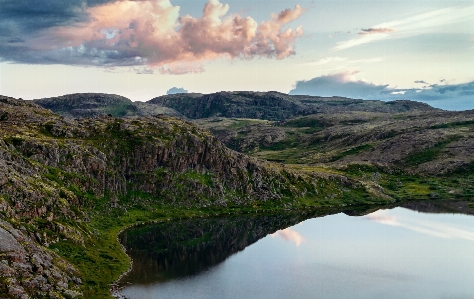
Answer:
[330, 144, 373, 162]
[228, 119, 270, 129]
[430, 119, 474, 129]
[403, 137, 460, 166]
[284, 117, 326, 128]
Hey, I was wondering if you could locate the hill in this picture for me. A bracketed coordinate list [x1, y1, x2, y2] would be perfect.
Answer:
[33, 93, 181, 118]
[33, 91, 438, 121]
[149, 91, 438, 120]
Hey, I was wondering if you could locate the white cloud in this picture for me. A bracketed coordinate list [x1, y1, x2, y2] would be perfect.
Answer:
[304, 57, 383, 66]
[334, 5, 474, 51]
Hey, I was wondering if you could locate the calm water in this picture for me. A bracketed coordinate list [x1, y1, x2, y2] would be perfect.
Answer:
[120, 202, 474, 299]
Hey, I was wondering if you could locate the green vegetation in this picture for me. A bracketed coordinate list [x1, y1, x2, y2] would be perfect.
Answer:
[430, 119, 474, 129]
[330, 144, 373, 162]
[284, 117, 326, 128]
[403, 137, 459, 166]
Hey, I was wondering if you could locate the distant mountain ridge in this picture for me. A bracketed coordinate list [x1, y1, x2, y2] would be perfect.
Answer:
[33, 91, 439, 120]
[149, 91, 438, 120]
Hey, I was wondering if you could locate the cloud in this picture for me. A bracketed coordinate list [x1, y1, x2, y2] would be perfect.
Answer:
[0, 0, 305, 74]
[304, 56, 383, 66]
[365, 210, 474, 241]
[166, 87, 188, 94]
[308, 57, 347, 66]
[276, 4, 306, 24]
[132, 67, 154, 75]
[358, 28, 396, 35]
[271, 227, 305, 246]
[289, 71, 390, 99]
[334, 5, 474, 51]
[289, 72, 474, 110]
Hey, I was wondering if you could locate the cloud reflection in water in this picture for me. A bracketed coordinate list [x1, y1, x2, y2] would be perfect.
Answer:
[271, 228, 305, 246]
[365, 209, 474, 241]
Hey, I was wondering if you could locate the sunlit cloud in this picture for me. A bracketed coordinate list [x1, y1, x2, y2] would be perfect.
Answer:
[334, 5, 474, 51]
[271, 228, 306, 246]
[365, 210, 474, 241]
[11, 0, 306, 73]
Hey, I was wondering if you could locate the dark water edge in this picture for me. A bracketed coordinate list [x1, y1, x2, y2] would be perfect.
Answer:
[118, 200, 474, 289]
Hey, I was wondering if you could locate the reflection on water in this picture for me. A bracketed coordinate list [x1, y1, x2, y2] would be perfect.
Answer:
[120, 201, 474, 299]
[119, 209, 333, 285]
[365, 209, 474, 241]
[271, 227, 306, 246]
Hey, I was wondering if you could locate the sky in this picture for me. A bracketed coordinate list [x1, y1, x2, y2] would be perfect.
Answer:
[0, 0, 473, 110]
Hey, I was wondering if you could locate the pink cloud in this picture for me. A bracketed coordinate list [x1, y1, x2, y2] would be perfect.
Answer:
[31, 0, 305, 73]
[272, 227, 305, 246]
[276, 4, 306, 24]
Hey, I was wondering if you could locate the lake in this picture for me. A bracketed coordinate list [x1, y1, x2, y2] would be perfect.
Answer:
[119, 201, 474, 299]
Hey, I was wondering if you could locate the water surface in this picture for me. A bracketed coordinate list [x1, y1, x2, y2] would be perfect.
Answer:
[120, 202, 474, 299]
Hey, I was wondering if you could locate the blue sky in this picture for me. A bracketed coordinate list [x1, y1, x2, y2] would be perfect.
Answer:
[0, 0, 473, 110]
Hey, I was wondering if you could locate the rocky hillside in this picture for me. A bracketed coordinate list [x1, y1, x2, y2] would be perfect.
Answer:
[195, 110, 474, 176]
[1, 95, 381, 299]
[34, 91, 438, 121]
[33, 93, 181, 118]
[149, 91, 438, 120]
[194, 109, 474, 203]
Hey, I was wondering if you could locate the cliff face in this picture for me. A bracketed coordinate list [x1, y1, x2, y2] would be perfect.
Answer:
[1, 96, 372, 298]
